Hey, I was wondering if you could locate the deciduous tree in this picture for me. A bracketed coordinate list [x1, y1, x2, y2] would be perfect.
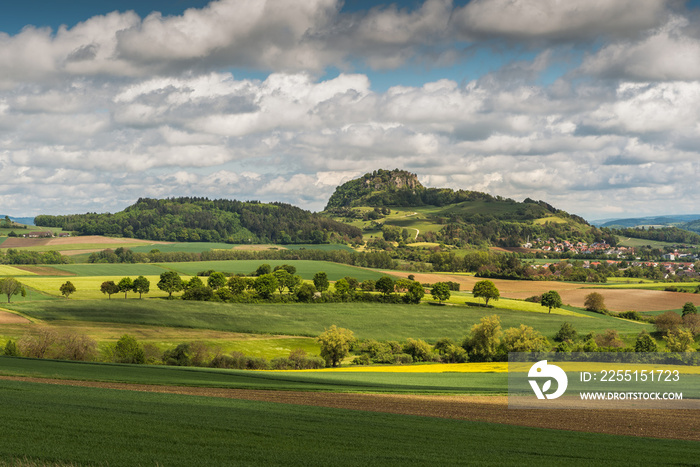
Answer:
[157, 271, 184, 299]
[472, 280, 499, 306]
[540, 290, 562, 314]
[317, 325, 355, 367]
[133, 275, 150, 299]
[118, 277, 134, 299]
[100, 280, 120, 299]
[0, 277, 25, 303]
[59, 281, 76, 298]
[430, 282, 450, 304]
[313, 271, 329, 292]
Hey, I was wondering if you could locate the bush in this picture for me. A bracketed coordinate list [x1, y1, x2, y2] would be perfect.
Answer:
[553, 322, 577, 343]
[112, 334, 145, 364]
[3, 339, 19, 357]
[403, 338, 432, 362]
[617, 311, 642, 321]
[182, 286, 215, 301]
[352, 354, 371, 365]
[584, 292, 606, 313]
[655, 311, 683, 336]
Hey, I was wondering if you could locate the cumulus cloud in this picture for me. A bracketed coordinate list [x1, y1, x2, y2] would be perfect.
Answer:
[452, 0, 672, 43]
[1, 1, 700, 219]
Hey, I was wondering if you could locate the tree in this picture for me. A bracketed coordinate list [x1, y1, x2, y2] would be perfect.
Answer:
[273, 269, 292, 295]
[112, 334, 145, 364]
[682, 302, 698, 317]
[0, 277, 25, 303]
[344, 276, 359, 292]
[403, 281, 425, 304]
[553, 322, 578, 343]
[59, 281, 76, 298]
[375, 275, 395, 297]
[501, 325, 549, 353]
[634, 330, 658, 352]
[663, 329, 696, 352]
[595, 329, 624, 348]
[430, 282, 450, 304]
[317, 325, 355, 367]
[472, 280, 499, 306]
[463, 314, 502, 362]
[295, 283, 317, 302]
[654, 311, 683, 336]
[683, 313, 700, 336]
[540, 290, 562, 314]
[132, 275, 150, 299]
[100, 280, 120, 299]
[254, 264, 271, 276]
[118, 277, 134, 299]
[402, 338, 432, 362]
[274, 264, 297, 275]
[584, 292, 606, 313]
[313, 271, 329, 292]
[157, 271, 184, 299]
[207, 272, 227, 290]
[3, 339, 20, 357]
[334, 278, 350, 298]
[254, 274, 278, 299]
[227, 275, 248, 296]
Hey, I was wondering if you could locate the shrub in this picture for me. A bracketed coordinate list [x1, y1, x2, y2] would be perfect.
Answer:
[403, 338, 431, 362]
[618, 311, 642, 321]
[663, 329, 696, 352]
[594, 329, 624, 348]
[584, 292, 606, 313]
[112, 334, 145, 364]
[3, 339, 19, 357]
[634, 331, 658, 352]
[553, 322, 577, 343]
[182, 286, 215, 301]
[682, 302, 698, 317]
[352, 354, 371, 365]
[655, 311, 683, 336]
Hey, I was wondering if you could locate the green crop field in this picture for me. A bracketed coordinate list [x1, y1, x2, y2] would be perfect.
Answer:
[160, 260, 384, 281]
[48, 263, 173, 276]
[0, 363, 695, 466]
[5, 300, 654, 342]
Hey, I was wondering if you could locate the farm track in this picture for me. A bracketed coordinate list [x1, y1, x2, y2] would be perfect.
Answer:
[2, 375, 697, 442]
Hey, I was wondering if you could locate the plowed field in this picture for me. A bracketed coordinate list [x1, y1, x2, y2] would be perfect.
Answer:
[2, 376, 696, 441]
[388, 272, 700, 312]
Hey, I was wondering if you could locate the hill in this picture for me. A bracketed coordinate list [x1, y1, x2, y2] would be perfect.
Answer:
[34, 197, 362, 245]
[595, 214, 700, 229]
[324, 169, 603, 247]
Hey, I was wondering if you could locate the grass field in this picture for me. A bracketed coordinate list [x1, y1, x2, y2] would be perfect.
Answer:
[0, 357, 505, 393]
[0, 360, 697, 466]
[160, 260, 384, 281]
[4, 300, 654, 342]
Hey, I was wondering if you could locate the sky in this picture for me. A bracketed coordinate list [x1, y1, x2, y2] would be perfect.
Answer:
[2, 0, 700, 221]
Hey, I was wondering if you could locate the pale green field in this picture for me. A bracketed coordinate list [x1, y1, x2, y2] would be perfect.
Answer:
[533, 216, 568, 225]
[440, 291, 589, 317]
[19, 275, 184, 300]
[0, 265, 36, 276]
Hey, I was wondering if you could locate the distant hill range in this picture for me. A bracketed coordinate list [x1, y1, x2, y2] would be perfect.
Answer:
[593, 214, 700, 235]
[34, 198, 362, 244]
[0, 215, 35, 226]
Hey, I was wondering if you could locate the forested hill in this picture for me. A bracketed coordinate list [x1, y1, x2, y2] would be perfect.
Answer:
[34, 198, 362, 244]
[325, 169, 504, 209]
[325, 169, 587, 222]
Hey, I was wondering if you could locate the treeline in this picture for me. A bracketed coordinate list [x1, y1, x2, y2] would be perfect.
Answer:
[612, 226, 700, 244]
[35, 197, 362, 244]
[89, 246, 397, 269]
[0, 249, 69, 265]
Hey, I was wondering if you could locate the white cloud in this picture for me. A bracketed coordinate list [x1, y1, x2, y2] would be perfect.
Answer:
[452, 0, 672, 43]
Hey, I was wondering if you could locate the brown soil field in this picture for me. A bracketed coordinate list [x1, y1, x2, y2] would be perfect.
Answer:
[386, 272, 700, 312]
[0, 310, 30, 324]
[45, 235, 171, 246]
[14, 266, 74, 276]
[1, 376, 697, 441]
[0, 238, 50, 248]
[558, 289, 700, 313]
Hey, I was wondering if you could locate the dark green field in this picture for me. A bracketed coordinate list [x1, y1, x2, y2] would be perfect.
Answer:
[0, 357, 504, 394]
[5, 300, 653, 342]
[0, 377, 696, 466]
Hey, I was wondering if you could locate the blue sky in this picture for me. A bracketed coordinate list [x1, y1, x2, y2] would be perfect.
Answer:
[1, 0, 699, 221]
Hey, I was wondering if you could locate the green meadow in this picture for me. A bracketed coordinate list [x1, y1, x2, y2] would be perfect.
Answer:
[4, 299, 653, 342]
[0, 374, 696, 467]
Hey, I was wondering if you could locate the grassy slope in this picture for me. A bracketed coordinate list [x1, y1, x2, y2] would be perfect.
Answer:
[5, 300, 653, 342]
[3, 379, 696, 466]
